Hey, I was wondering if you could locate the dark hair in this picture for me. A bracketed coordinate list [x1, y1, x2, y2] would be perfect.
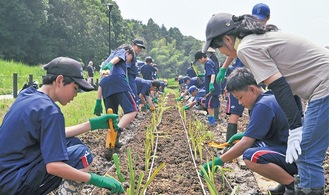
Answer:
[226, 68, 259, 92]
[42, 75, 75, 86]
[151, 80, 161, 90]
[210, 14, 279, 49]
[118, 44, 135, 59]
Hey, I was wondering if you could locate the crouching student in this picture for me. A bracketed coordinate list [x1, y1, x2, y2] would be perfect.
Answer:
[135, 77, 160, 112]
[0, 57, 124, 194]
[182, 85, 207, 111]
[200, 68, 297, 195]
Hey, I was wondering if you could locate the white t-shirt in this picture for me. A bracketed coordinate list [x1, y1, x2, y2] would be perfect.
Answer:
[238, 31, 329, 101]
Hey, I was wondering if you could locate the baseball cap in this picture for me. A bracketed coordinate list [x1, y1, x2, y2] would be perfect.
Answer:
[145, 56, 153, 63]
[252, 3, 270, 20]
[188, 85, 197, 94]
[194, 50, 205, 64]
[202, 13, 235, 53]
[132, 39, 146, 49]
[43, 57, 94, 91]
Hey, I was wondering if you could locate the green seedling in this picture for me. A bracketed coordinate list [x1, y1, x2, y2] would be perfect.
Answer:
[112, 153, 125, 182]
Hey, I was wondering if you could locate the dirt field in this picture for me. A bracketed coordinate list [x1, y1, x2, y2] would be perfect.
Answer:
[70, 93, 328, 195]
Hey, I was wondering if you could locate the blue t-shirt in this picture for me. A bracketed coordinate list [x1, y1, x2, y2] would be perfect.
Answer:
[100, 48, 132, 98]
[189, 77, 204, 89]
[194, 88, 207, 104]
[244, 93, 289, 147]
[204, 58, 220, 95]
[186, 67, 197, 78]
[141, 64, 157, 80]
[136, 77, 152, 96]
[0, 87, 67, 194]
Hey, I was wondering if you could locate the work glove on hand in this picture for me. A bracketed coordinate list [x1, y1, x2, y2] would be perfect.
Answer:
[145, 103, 150, 110]
[200, 156, 224, 177]
[197, 73, 205, 77]
[89, 114, 118, 130]
[88, 173, 124, 193]
[209, 83, 215, 93]
[183, 105, 190, 110]
[93, 99, 103, 116]
[286, 127, 303, 163]
[152, 97, 158, 104]
[176, 96, 183, 101]
[228, 132, 244, 145]
[102, 62, 113, 70]
[216, 68, 227, 84]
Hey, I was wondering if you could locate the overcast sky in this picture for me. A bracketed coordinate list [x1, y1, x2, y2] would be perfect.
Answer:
[115, 0, 329, 47]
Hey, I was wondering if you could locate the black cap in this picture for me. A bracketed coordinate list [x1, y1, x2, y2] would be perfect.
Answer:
[43, 57, 94, 91]
[132, 39, 146, 49]
[193, 50, 205, 64]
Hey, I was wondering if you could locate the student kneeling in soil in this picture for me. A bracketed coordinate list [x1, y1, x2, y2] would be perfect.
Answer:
[0, 57, 124, 194]
[182, 85, 207, 111]
[200, 68, 297, 195]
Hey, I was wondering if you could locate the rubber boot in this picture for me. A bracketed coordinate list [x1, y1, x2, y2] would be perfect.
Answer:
[214, 107, 219, 121]
[115, 129, 123, 148]
[226, 123, 237, 142]
[207, 115, 215, 126]
[283, 182, 294, 195]
[268, 184, 285, 195]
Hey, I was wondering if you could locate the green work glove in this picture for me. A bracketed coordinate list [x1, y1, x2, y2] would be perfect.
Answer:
[89, 114, 118, 130]
[200, 156, 224, 177]
[152, 97, 158, 104]
[88, 173, 124, 193]
[228, 132, 244, 145]
[209, 82, 214, 93]
[176, 96, 183, 101]
[216, 67, 227, 83]
[197, 73, 205, 77]
[102, 62, 113, 70]
[93, 99, 103, 116]
[183, 105, 190, 110]
[145, 103, 150, 109]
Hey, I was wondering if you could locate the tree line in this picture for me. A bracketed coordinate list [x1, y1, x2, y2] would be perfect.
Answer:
[0, 0, 227, 78]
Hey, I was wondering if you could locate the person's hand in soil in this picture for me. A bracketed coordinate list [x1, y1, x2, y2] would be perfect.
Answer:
[200, 156, 224, 177]
[176, 95, 183, 101]
[88, 173, 125, 193]
[227, 132, 244, 145]
[89, 114, 119, 130]
[152, 97, 158, 104]
[93, 99, 103, 116]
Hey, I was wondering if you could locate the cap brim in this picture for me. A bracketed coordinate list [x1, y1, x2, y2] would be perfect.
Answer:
[72, 78, 94, 91]
[202, 40, 211, 53]
[136, 44, 146, 49]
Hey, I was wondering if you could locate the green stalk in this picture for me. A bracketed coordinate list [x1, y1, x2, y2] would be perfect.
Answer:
[127, 148, 135, 195]
[112, 153, 125, 182]
[140, 162, 166, 194]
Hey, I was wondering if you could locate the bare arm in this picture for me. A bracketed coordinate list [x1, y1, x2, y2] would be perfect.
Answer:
[222, 57, 234, 69]
[46, 161, 90, 182]
[220, 136, 255, 163]
[65, 122, 91, 138]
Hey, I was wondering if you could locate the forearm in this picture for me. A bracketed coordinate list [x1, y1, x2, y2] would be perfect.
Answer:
[97, 86, 102, 100]
[146, 96, 155, 108]
[222, 57, 234, 68]
[210, 74, 215, 83]
[46, 161, 91, 182]
[139, 94, 146, 105]
[221, 137, 253, 163]
[66, 122, 91, 137]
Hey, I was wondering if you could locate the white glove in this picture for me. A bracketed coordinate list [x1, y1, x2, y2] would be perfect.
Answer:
[285, 127, 303, 163]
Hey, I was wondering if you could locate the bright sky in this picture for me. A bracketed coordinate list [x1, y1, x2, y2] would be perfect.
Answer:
[115, 0, 329, 47]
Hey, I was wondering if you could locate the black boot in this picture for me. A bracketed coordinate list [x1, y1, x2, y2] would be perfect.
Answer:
[214, 107, 219, 121]
[115, 129, 123, 148]
[283, 182, 294, 195]
[268, 184, 285, 195]
[226, 123, 237, 142]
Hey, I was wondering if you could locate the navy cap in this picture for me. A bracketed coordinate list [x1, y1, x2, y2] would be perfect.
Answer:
[132, 39, 146, 49]
[188, 85, 197, 94]
[252, 3, 270, 20]
[43, 57, 94, 91]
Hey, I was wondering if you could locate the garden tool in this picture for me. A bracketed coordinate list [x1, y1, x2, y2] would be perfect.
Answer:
[208, 140, 239, 149]
[105, 108, 117, 161]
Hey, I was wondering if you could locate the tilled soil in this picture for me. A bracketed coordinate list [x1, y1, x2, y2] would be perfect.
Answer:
[63, 93, 328, 194]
